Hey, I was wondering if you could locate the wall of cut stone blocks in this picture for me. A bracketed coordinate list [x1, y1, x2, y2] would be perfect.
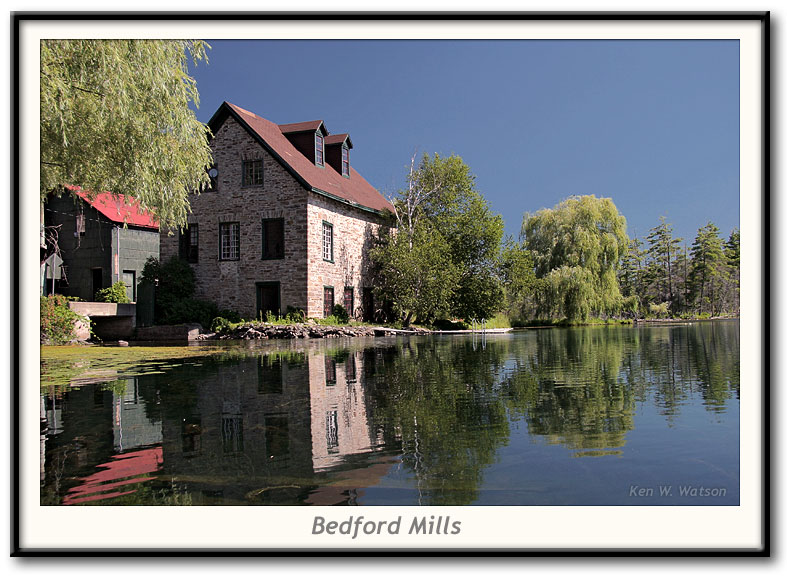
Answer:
[161, 114, 387, 320]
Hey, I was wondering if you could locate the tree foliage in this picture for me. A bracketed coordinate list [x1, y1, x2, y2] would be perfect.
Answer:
[41, 39, 213, 229]
[689, 222, 727, 316]
[373, 153, 505, 324]
[521, 195, 628, 321]
[370, 222, 459, 325]
[617, 218, 739, 318]
[644, 216, 683, 312]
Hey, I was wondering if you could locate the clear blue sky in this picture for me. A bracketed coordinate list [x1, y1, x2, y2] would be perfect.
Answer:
[189, 39, 740, 245]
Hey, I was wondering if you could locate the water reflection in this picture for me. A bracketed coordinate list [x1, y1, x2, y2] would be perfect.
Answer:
[41, 320, 740, 506]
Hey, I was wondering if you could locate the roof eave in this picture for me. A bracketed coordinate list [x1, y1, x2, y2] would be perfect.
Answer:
[309, 187, 389, 216]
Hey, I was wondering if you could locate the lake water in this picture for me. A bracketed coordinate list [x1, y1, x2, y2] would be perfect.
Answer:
[40, 320, 740, 506]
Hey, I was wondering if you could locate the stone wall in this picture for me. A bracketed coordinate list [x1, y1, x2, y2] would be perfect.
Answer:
[306, 192, 385, 318]
[161, 116, 309, 318]
[161, 114, 388, 320]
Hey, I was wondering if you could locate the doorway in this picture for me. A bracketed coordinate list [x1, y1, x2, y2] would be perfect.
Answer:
[256, 282, 280, 320]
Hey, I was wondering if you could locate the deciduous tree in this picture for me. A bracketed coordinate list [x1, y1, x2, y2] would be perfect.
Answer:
[41, 39, 213, 229]
[521, 195, 628, 322]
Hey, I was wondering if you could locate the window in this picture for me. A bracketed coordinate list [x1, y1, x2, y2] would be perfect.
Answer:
[315, 134, 324, 166]
[219, 222, 240, 261]
[181, 416, 202, 456]
[325, 357, 336, 386]
[261, 218, 284, 260]
[122, 270, 136, 302]
[221, 415, 243, 454]
[258, 356, 283, 394]
[324, 286, 334, 318]
[343, 287, 354, 317]
[242, 159, 263, 186]
[322, 221, 333, 262]
[341, 147, 350, 177]
[76, 213, 86, 235]
[326, 410, 339, 453]
[345, 356, 357, 383]
[179, 224, 199, 263]
[265, 415, 290, 462]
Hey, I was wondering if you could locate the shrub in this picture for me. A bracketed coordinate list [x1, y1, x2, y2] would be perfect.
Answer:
[217, 309, 241, 323]
[331, 304, 350, 324]
[210, 316, 232, 333]
[40, 294, 89, 344]
[285, 306, 306, 323]
[648, 302, 670, 318]
[141, 257, 220, 328]
[94, 280, 130, 304]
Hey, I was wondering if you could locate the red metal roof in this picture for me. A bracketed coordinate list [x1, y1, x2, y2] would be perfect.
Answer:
[278, 119, 326, 134]
[67, 185, 159, 230]
[216, 103, 394, 214]
[62, 446, 163, 505]
[325, 133, 352, 148]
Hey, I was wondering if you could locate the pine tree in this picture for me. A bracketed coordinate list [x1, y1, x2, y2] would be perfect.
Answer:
[645, 217, 683, 314]
[689, 223, 726, 316]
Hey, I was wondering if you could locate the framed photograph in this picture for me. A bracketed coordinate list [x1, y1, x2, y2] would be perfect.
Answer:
[14, 11, 768, 554]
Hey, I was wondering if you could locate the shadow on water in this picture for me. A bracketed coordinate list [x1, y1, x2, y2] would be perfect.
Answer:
[40, 321, 740, 506]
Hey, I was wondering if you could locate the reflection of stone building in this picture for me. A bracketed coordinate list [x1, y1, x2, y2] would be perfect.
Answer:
[42, 345, 393, 505]
[308, 351, 381, 472]
[158, 356, 315, 503]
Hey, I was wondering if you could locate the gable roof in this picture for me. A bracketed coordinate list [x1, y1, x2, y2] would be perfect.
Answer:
[209, 102, 393, 214]
[66, 185, 159, 230]
[325, 133, 353, 149]
[278, 120, 327, 134]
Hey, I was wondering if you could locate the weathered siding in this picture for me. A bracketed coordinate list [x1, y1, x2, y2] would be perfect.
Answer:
[45, 194, 114, 301]
[115, 226, 160, 301]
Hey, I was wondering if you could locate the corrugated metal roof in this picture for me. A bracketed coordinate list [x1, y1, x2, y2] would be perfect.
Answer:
[67, 186, 159, 229]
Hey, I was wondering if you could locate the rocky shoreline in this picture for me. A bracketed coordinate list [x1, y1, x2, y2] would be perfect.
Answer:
[197, 323, 433, 341]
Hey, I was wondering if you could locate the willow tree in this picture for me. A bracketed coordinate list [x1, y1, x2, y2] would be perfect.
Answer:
[41, 39, 213, 229]
[521, 195, 628, 322]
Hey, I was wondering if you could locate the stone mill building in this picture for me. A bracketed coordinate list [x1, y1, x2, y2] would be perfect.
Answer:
[159, 101, 394, 320]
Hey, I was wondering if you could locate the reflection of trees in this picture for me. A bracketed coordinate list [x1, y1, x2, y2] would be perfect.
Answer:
[365, 339, 512, 505]
[500, 321, 739, 455]
[502, 328, 635, 456]
[41, 322, 739, 506]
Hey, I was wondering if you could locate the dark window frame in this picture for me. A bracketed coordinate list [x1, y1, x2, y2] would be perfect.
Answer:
[343, 286, 354, 317]
[180, 224, 199, 263]
[242, 159, 264, 187]
[323, 285, 334, 318]
[261, 218, 285, 260]
[341, 146, 350, 177]
[219, 221, 240, 261]
[315, 132, 324, 167]
[322, 221, 334, 263]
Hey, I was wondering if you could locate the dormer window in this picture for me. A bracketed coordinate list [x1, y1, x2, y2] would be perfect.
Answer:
[315, 134, 324, 167]
[341, 147, 350, 177]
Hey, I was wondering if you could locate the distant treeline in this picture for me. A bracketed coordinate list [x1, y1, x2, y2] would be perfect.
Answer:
[619, 218, 739, 319]
[370, 153, 738, 326]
